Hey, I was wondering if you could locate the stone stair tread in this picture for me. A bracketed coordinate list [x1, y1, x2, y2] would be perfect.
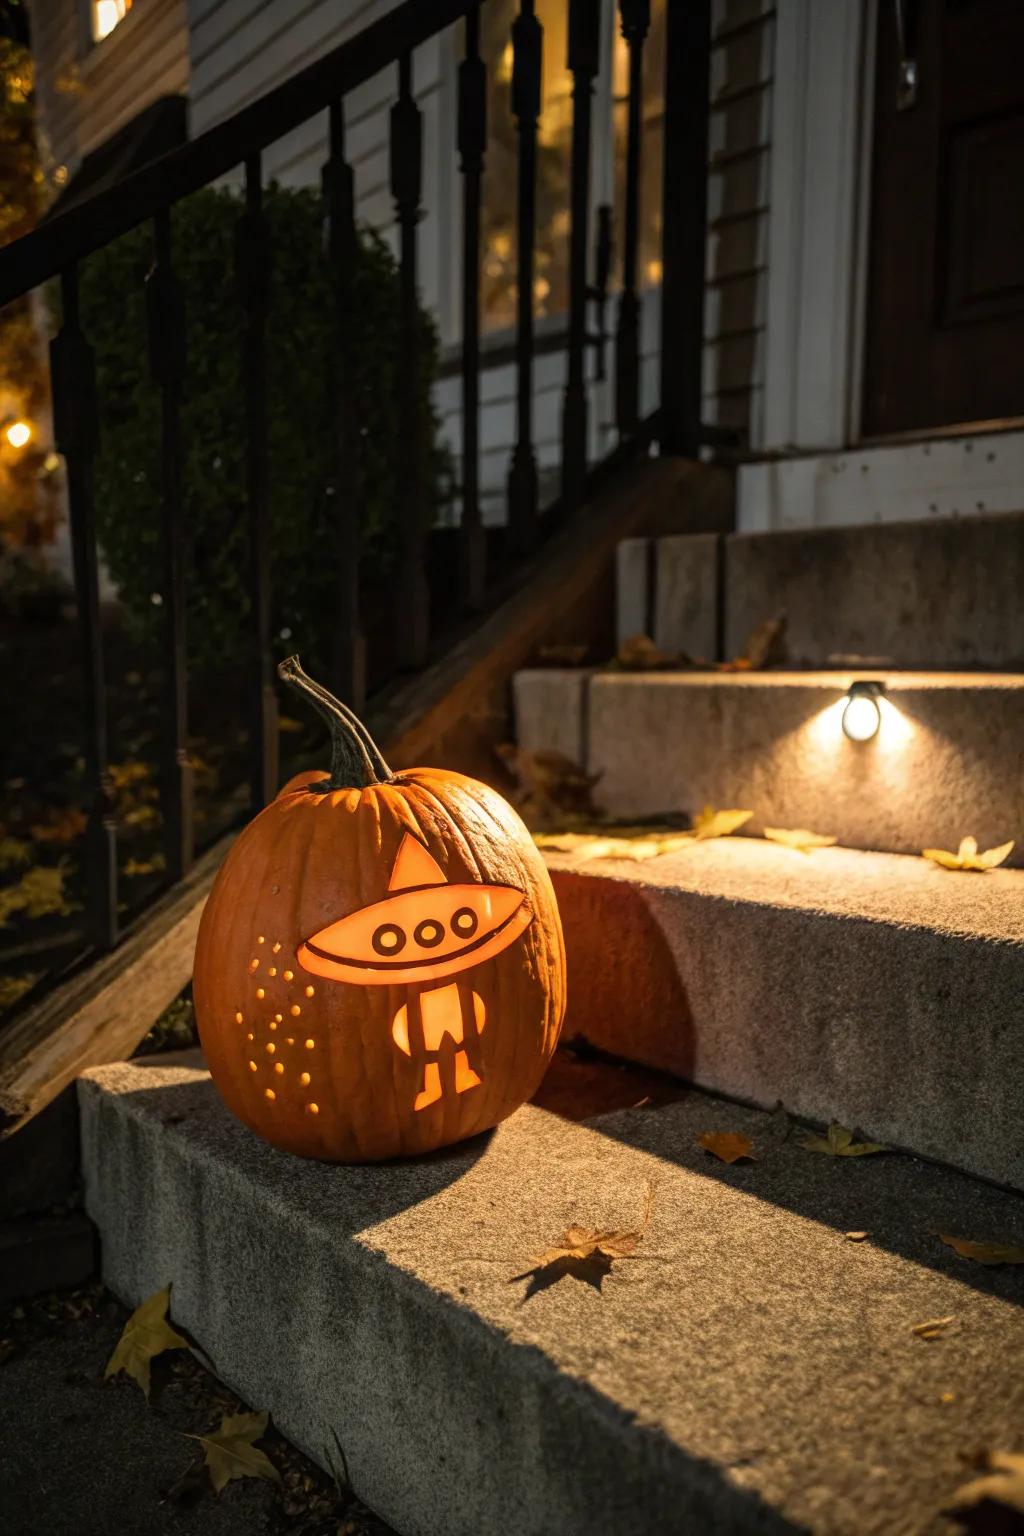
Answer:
[544, 836, 1024, 946]
[80, 1054, 1024, 1536]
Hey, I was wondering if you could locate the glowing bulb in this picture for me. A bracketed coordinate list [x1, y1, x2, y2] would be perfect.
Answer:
[841, 682, 882, 742]
[5, 420, 31, 449]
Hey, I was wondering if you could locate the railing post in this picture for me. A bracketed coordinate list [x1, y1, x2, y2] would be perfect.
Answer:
[615, 0, 650, 437]
[390, 50, 430, 670]
[658, 0, 711, 457]
[507, 0, 542, 554]
[49, 264, 118, 950]
[560, 0, 601, 514]
[146, 206, 195, 883]
[458, 3, 487, 610]
[323, 100, 367, 710]
[236, 155, 279, 805]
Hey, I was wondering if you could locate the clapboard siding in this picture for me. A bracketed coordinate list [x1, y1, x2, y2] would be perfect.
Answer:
[27, 0, 189, 177]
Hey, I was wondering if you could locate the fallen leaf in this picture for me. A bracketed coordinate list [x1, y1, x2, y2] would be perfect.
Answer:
[122, 854, 167, 879]
[911, 1315, 956, 1341]
[719, 615, 786, 672]
[844, 1231, 870, 1242]
[923, 836, 1015, 872]
[946, 1451, 1024, 1529]
[939, 1234, 1024, 1266]
[798, 1122, 889, 1157]
[0, 864, 77, 926]
[698, 1131, 755, 1164]
[187, 1410, 281, 1495]
[535, 825, 696, 862]
[29, 807, 87, 844]
[613, 633, 684, 671]
[763, 826, 838, 853]
[104, 1284, 189, 1398]
[692, 805, 753, 840]
[513, 1186, 653, 1296]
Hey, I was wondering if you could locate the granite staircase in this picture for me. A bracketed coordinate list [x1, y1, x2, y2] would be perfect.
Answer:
[78, 510, 1024, 1536]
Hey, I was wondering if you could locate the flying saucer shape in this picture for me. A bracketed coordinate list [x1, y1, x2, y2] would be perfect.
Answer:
[296, 832, 532, 986]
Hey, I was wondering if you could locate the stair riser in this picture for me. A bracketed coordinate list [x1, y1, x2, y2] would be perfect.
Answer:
[515, 671, 1024, 864]
[551, 865, 1024, 1190]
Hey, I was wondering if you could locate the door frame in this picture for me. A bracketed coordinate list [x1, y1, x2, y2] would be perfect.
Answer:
[761, 0, 876, 452]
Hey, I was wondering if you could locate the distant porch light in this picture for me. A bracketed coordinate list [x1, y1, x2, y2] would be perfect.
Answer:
[92, 0, 133, 43]
[4, 419, 32, 450]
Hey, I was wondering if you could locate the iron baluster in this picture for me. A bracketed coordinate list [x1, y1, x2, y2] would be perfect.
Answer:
[458, 3, 487, 610]
[323, 100, 367, 710]
[236, 155, 279, 804]
[507, 0, 542, 554]
[615, 0, 649, 435]
[390, 50, 429, 670]
[659, 0, 710, 456]
[49, 264, 118, 949]
[146, 206, 194, 882]
[591, 202, 612, 382]
[561, 0, 601, 514]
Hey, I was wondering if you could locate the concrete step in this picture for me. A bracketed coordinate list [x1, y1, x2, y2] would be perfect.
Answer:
[616, 510, 1024, 669]
[513, 668, 1024, 864]
[80, 1053, 1024, 1536]
[544, 836, 1024, 1190]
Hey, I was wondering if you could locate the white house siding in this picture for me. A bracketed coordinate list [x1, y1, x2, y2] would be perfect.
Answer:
[27, 0, 190, 180]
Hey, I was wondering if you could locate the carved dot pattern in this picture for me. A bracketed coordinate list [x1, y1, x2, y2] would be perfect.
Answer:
[244, 937, 319, 1120]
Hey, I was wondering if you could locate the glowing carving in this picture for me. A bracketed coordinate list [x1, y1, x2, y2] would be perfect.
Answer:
[298, 832, 532, 1111]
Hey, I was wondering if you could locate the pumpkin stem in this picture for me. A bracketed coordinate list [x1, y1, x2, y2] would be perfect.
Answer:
[277, 656, 394, 790]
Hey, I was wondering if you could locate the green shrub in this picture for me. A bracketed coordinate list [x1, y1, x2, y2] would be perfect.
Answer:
[79, 185, 450, 673]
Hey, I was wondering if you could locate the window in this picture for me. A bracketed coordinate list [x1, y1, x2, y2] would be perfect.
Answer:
[92, 0, 134, 44]
[478, 0, 666, 336]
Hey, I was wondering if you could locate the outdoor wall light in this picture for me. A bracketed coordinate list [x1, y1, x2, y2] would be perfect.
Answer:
[841, 681, 883, 742]
[3, 418, 32, 450]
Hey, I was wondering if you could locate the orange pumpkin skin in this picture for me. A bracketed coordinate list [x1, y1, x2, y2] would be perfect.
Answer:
[194, 752, 566, 1162]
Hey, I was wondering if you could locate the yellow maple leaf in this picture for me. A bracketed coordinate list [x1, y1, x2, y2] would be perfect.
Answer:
[797, 1122, 889, 1157]
[911, 1315, 956, 1341]
[535, 826, 696, 862]
[763, 826, 838, 853]
[946, 1452, 1024, 1525]
[922, 836, 1014, 871]
[104, 1284, 189, 1398]
[692, 805, 753, 840]
[698, 1131, 755, 1164]
[187, 1410, 281, 1495]
[938, 1233, 1024, 1265]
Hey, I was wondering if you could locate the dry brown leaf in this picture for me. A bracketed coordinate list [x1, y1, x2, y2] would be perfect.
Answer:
[719, 615, 786, 672]
[946, 1451, 1024, 1528]
[698, 1131, 755, 1164]
[187, 1410, 281, 1495]
[614, 633, 684, 671]
[797, 1122, 889, 1158]
[692, 805, 753, 840]
[763, 826, 838, 853]
[103, 1284, 189, 1398]
[939, 1234, 1024, 1266]
[923, 836, 1015, 872]
[518, 1186, 654, 1292]
[844, 1231, 870, 1242]
[911, 1315, 956, 1341]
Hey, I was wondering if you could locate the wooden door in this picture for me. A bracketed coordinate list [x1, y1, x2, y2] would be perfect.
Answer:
[862, 0, 1024, 436]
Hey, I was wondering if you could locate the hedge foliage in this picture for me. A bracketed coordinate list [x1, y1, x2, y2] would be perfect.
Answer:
[80, 185, 450, 672]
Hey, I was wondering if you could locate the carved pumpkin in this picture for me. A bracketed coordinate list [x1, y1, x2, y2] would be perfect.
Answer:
[193, 657, 566, 1161]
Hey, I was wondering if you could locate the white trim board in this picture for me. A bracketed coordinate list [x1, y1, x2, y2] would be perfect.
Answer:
[736, 431, 1024, 534]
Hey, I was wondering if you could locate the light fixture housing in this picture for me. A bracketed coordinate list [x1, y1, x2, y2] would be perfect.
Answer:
[842, 680, 883, 742]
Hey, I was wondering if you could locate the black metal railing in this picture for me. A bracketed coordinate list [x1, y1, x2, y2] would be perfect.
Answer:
[0, 0, 710, 999]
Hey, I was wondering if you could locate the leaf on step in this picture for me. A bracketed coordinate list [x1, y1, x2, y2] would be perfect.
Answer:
[692, 805, 753, 840]
[187, 1410, 281, 1496]
[911, 1315, 956, 1341]
[763, 826, 838, 853]
[797, 1122, 889, 1158]
[946, 1451, 1024, 1528]
[104, 1284, 189, 1398]
[698, 1131, 755, 1164]
[718, 615, 786, 672]
[535, 825, 696, 862]
[612, 633, 684, 671]
[844, 1231, 870, 1242]
[938, 1234, 1024, 1266]
[513, 1186, 653, 1296]
[922, 836, 1015, 872]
